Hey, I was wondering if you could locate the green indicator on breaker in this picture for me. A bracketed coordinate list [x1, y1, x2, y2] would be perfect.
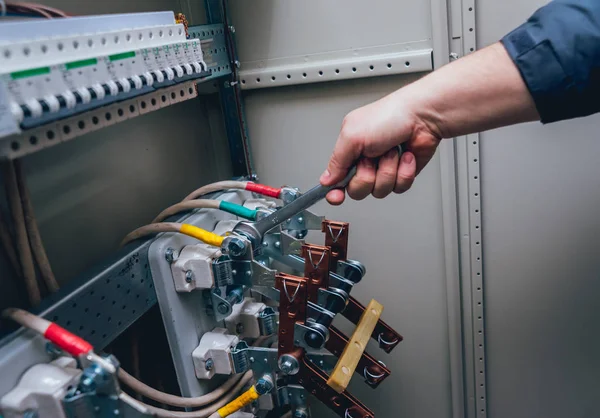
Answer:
[10, 66, 50, 80]
[65, 58, 98, 70]
[108, 51, 136, 61]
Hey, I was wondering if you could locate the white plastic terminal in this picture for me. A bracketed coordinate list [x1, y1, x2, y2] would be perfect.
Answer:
[192, 328, 239, 380]
[0, 357, 81, 418]
[170, 244, 220, 292]
[225, 298, 268, 339]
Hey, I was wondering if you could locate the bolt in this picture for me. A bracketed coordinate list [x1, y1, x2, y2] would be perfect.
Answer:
[249, 356, 255, 363]
[298, 233, 305, 239]
[274, 241, 281, 249]
[165, 247, 176, 263]
[236, 323, 245, 334]
[232, 269, 237, 275]
[227, 237, 247, 257]
[113, 409, 120, 416]
[185, 270, 193, 283]
[254, 375, 274, 395]
[280, 360, 293, 374]
[286, 219, 291, 224]
[294, 410, 308, 418]
[205, 358, 214, 371]
[229, 25, 236, 33]
[449, 52, 459, 61]
[297, 217, 304, 224]
[262, 241, 268, 247]
[245, 270, 252, 277]
[278, 354, 299, 375]
[217, 303, 229, 315]
[234, 60, 241, 69]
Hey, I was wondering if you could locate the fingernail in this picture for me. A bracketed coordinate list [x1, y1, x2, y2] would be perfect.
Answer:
[320, 169, 331, 182]
[402, 152, 414, 164]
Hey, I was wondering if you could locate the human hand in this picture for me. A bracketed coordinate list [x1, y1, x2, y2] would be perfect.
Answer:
[320, 89, 443, 205]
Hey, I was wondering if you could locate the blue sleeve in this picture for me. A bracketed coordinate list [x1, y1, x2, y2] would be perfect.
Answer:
[501, 0, 600, 123]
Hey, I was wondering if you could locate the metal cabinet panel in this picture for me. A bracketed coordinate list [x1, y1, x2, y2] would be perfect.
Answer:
[228, 0, 433, 63]
[477, 1, 600, 417]
[243, 74, 453, 418]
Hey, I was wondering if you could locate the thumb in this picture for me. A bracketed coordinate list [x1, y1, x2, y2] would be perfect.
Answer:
[320, 138, 361, 187]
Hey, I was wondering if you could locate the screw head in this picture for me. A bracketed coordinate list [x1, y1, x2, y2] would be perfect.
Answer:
[185, 270, 193, 283]
[274, 241, 281, 249]
[229, 25, 236, 33]
[234, 60, 241, 69]
[227, 238, 247, 257]
[205, 358, 214, 371]
[297, 217, 304, 224]
[217, 303, 229, 314]
[278, 354, 299, 375]
[165, 248, 176, 263]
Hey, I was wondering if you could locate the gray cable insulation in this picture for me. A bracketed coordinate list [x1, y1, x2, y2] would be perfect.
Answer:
[118, 369, 241, 408]
[118, 336, 269, 408]
[120, 222, 181, 247]
[183, 181, 248, 202]
[152, 200, 221, 224]
[120, 371, 253, 418]
[14, 160, 59, 293]
[3, 161, 40, 305]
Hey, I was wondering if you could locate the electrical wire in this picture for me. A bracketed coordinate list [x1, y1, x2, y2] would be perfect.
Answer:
[2, 161, 40, 306]
[208, 384, 260, 418]
[0, 210, 21, 278]
[183, 181, 250, 202]
[152, 200, 221, 223]
[120, 371, 253, 418]
[152, 200, 258, 224]
[119, 369, 242, 408]
[118, 335, 270, 408]
[5, 2, 68, 18]
[120, 223, 224, 247]
[6, 2, 51, 18]
[14, 160, 59, 293]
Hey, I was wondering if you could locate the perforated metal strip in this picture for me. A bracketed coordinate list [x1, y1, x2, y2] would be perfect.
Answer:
[462, 0, 488, 417]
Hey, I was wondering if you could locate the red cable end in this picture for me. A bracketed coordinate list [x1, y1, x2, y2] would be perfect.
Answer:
[245, 183, 281, 198]
[44, 323, 93, 356]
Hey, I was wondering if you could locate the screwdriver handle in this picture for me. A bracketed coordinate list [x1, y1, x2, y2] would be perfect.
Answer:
[253, 166, 357, 237]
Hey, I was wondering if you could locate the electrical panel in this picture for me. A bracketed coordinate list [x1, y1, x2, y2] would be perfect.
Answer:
[0, 13, 231, 159]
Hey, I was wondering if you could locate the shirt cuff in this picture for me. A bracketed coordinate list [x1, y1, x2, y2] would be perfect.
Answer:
[501, 24, 573, 124]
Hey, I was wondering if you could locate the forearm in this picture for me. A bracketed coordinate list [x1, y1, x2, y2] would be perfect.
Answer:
[395, 43, 539, 139]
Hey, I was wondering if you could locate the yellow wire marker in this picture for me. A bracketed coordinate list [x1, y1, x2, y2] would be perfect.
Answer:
[216, 386, 260, 417]
[179, 224, 224, 247]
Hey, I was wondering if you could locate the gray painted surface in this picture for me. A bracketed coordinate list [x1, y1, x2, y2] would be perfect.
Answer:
[243, 74, 452, 418]
[228, 0, 432, 64]
[478, 1, 600, 417]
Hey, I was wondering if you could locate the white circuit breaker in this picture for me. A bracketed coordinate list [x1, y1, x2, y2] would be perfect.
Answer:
[0, 12, 207, 137]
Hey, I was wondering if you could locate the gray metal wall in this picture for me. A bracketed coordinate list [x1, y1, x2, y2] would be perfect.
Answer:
[477, 1, 600, 417]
